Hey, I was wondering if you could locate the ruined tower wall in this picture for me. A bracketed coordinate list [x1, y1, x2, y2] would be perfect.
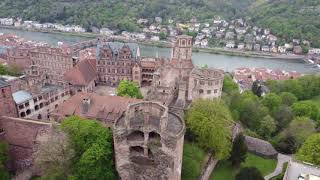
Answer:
[114, 101, 185, 180]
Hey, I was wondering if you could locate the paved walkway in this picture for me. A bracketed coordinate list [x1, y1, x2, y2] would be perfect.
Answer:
[264, 153, 292, 180]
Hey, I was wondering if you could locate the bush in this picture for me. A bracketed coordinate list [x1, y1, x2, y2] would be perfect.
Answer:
[235, 167, 264, 180]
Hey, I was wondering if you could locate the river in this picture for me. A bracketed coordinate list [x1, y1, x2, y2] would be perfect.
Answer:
[1, 27, 319, 74]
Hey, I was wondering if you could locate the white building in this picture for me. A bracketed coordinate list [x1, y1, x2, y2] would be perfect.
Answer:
[309, 48, 320, 55]
[151, 36, 160, 41]
[100, 28, 115, 36]
[278, 46, 287, 53]
[0, 18, 14, 26]
[226, 41, 235, 48]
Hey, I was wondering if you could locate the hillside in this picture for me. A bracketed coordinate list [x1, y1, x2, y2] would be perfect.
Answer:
[0, 0, 253, 31]
[246, 0, 320, 47]
[1, 0, 320, 47]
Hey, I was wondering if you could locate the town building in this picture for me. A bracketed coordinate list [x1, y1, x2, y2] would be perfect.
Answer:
[284, 160, 320, 180]
[13, 85, 71, 120]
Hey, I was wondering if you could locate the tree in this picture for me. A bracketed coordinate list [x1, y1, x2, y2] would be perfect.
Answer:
[116, 80, 143, 99]
[35, 128, 74, 179]
[280, 92, 297, 106]
[0, 141, 9, 180]
[181, 143, 205, 180]
[276, 116, 316, 153]
[61, 116, 116, 180]
[274, 105, 294, 131]
[159, 32, 167, 40]
[261, 93, 281, 112]
[222, 74, 239, 95]
[235, 167, 264, 180]
[258, 115, 277, 139]
[292, 101, 320, 120]
[296, 133, 320, 166]
[229, 134, 248, 167]
[186, 99, 234, 160]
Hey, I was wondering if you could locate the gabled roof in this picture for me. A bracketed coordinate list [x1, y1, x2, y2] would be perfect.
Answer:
[64, 59, 96, 86]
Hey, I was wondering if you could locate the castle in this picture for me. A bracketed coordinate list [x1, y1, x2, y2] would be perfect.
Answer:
[0, 35, 224, 179]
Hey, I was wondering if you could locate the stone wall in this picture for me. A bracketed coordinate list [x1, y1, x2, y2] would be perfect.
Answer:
[0, 84, 17, 117]
[245, 136, 278, 158]
[0, 116, 53, 171]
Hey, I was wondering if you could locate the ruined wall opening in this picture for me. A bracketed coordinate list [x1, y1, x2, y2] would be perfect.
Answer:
[127, 131, 144, 142]
[20, 112, 26, 117]
[149, 131, 161, 143]
[129, 146, 144, 156]
[148, 148, 154, 159]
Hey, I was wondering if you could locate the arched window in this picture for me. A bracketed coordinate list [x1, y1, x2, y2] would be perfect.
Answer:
[26, 109, 31, 115]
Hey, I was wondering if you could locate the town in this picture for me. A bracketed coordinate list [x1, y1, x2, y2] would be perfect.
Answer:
[0, 28, 319, 180]
[1, 16, 320, 67]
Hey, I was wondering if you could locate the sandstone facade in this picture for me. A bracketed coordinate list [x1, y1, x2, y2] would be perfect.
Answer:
[0, 79, 17, 117]
[0, 116, 52, 171]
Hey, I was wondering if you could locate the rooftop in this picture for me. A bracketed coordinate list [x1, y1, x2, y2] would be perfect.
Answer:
[286, 161, 320, 180]
[97, 41, 140, 60]
[52, 92, 141, 125]
[0, 79, 9, 88]
[191, 67, 224, 80]
[12, 90, 32, 104]
[64, 58, 96, 86]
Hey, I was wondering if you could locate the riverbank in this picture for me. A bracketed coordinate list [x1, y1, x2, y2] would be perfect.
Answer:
[0, 25, 306, 60]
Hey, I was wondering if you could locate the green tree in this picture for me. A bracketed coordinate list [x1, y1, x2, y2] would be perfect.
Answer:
[230, 92, 268, 131]
[235, 167, 264, 180]
[222, 74, 239, 95]
[292, 101, 320, 120]
[181, 143, 205, 180]
[35, 128, 74, 180]
[274, 105, 294, 131]
[276, 116, 316, 153]
[229, 134, 248, 167]
[296, 133, 320, 166]
[0, 64, 8, 75]
[0, 141, 9, 180]
[258, 115, 277, 139]
[159, 32, 167, 40]
[186, 99, 234, 160]
[261, 93, 281, 112]
[280, 92, 297, 106]
[116, 80, 143, 99]
[61, 116, 116, 180]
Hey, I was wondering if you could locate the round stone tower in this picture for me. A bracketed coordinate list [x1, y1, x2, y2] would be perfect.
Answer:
[113, 101, 185, 180]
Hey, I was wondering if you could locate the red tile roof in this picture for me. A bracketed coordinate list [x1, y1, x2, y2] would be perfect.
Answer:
[52, 92, 141, 125]
[64, 58, 97, 86]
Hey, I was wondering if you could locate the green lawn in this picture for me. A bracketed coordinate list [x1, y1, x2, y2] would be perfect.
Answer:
[311, 96, 320, 106]
[181, 143, 207, 180]
[211, 153, 277, 180]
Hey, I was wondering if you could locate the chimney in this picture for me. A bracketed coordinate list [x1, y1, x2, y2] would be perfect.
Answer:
[82, 97, 91, 114]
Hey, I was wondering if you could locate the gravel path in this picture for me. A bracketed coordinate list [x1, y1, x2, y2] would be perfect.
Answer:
[264, 153, 292, 180]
